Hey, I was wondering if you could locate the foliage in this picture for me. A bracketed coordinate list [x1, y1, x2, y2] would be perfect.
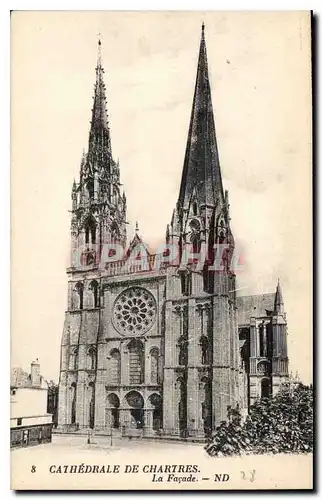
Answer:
[205, 383, 313, 457]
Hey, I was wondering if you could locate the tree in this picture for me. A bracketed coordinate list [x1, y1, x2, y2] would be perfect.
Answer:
[206, 384, 313, 457]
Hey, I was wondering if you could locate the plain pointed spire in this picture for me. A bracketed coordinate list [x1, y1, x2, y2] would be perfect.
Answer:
[178, 23, 224, 208]
[274, 279, 284, 313]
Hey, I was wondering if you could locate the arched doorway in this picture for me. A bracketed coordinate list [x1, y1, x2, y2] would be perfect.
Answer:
[261, 378, 271, 399]
[125, 391, 144, 429]
[105, 393, 120, 429]
[148, 394, 163, 431]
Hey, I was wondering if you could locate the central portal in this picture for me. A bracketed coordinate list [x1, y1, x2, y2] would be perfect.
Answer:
[125, 391, 144, 429]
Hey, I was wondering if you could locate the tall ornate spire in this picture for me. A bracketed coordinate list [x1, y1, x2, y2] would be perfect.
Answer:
[70, 38, 128, 260]
[178, 23, 224, 208]
[88, 38, 112, 158]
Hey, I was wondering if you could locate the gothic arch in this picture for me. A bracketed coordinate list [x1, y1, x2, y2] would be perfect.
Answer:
[86, 179, 94, 199]
[88, 382, 95, 429]
[188, 218, 201, 254]
[149, 347, 159, 384]
[70, 382, 77, 424]
[148, 393, 163, 431]
[199, 335, 210, 365]
[175, 376, 186, 433]
[180, 271, 192, 296]
[109, 348, 121, 384]
[105, 392, 120, 429]
[216, 214, 227, 244]
[177, 336, 187, 365]
[84, 215, 96, 245]
[127, 339, 145, 384]
[124, 390, 145, 408]
[75, 282, 84, 310]
[89, 280, 99, 308]
[87, 346, 97, 370]
[69, 347, 78, 370]
[124, 390, 144, 429]
[200, 376, 212, 435]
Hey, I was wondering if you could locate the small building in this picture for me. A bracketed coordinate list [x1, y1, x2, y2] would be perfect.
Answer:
[10, 360, 53, 448]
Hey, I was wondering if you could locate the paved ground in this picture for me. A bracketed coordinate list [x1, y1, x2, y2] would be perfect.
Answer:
[15, 433, 201, 452]
[11, 433, 203, 460]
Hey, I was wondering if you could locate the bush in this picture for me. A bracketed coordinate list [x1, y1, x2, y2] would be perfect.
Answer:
[205, 384, 313, 457]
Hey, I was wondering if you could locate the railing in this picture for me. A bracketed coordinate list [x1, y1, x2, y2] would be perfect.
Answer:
[105, 254, 167, 277]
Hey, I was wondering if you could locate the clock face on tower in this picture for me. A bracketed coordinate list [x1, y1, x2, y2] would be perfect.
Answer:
[112, 287, 157, 336]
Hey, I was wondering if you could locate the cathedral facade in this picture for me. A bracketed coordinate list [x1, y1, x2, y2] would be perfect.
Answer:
[57, 26, 289, 438]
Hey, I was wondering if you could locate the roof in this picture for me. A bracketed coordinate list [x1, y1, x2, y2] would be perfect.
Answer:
[10, 366, 47, 389]
[237, 293, 275, 325]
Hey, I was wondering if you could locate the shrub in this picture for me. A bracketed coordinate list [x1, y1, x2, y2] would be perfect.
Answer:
[205, 383, 313, 457]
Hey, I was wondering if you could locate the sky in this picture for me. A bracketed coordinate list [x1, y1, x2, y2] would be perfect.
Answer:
[11, 11, 312, 384]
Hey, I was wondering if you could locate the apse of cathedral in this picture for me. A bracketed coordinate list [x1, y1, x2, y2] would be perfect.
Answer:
[58, 26, 289, 438]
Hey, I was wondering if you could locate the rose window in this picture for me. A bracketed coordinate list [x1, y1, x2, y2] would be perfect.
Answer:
[113, 287, 156, 335]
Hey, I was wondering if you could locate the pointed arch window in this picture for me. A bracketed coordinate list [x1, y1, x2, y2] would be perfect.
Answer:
[89, 280, 99, 308]
[266, 323, 273, 358]
[71, 382, 77, 424]
[181, 272, 192, 296]
[128, 339, 145, 384]
[69, 347, 78, 370]
[75, 282, 84, 310]
[150, 348, 159, 384]
[87, 179, 94, 199]
[200, 377, 212, 436]
[87, 346, 97, 370]
[217, 217, 226, 245]
[259, 323, 267, 357]
[85, 216, 96, 245]
[189, 218, 201, 255]
[106, 393, 120, 429]
[178, 336, 188, 366]
[200, 335, 210, 365]
[192, 201, 197, 216]
[88, 382, 95, 429]
[110, 349, 121, 385]
[176, 377, 186, 433]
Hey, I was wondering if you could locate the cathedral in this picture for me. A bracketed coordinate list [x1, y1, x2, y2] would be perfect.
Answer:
[57, 25, 289, 438]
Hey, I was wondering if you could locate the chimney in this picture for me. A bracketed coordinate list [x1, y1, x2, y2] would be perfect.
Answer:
[31, 359, 40, 387]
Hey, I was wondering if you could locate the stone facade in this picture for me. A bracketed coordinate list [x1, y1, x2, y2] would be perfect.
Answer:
[238, 285, 289, 408]
[58, 27, 289, 438]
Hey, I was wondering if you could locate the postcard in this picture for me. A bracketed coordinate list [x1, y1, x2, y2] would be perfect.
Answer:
[11, 11, 313, 490]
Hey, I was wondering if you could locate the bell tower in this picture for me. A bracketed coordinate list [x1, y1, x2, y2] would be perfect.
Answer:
[70, 39, 127, 270]
[163, 24, 240, 438]
[58, 39, 128, 430]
